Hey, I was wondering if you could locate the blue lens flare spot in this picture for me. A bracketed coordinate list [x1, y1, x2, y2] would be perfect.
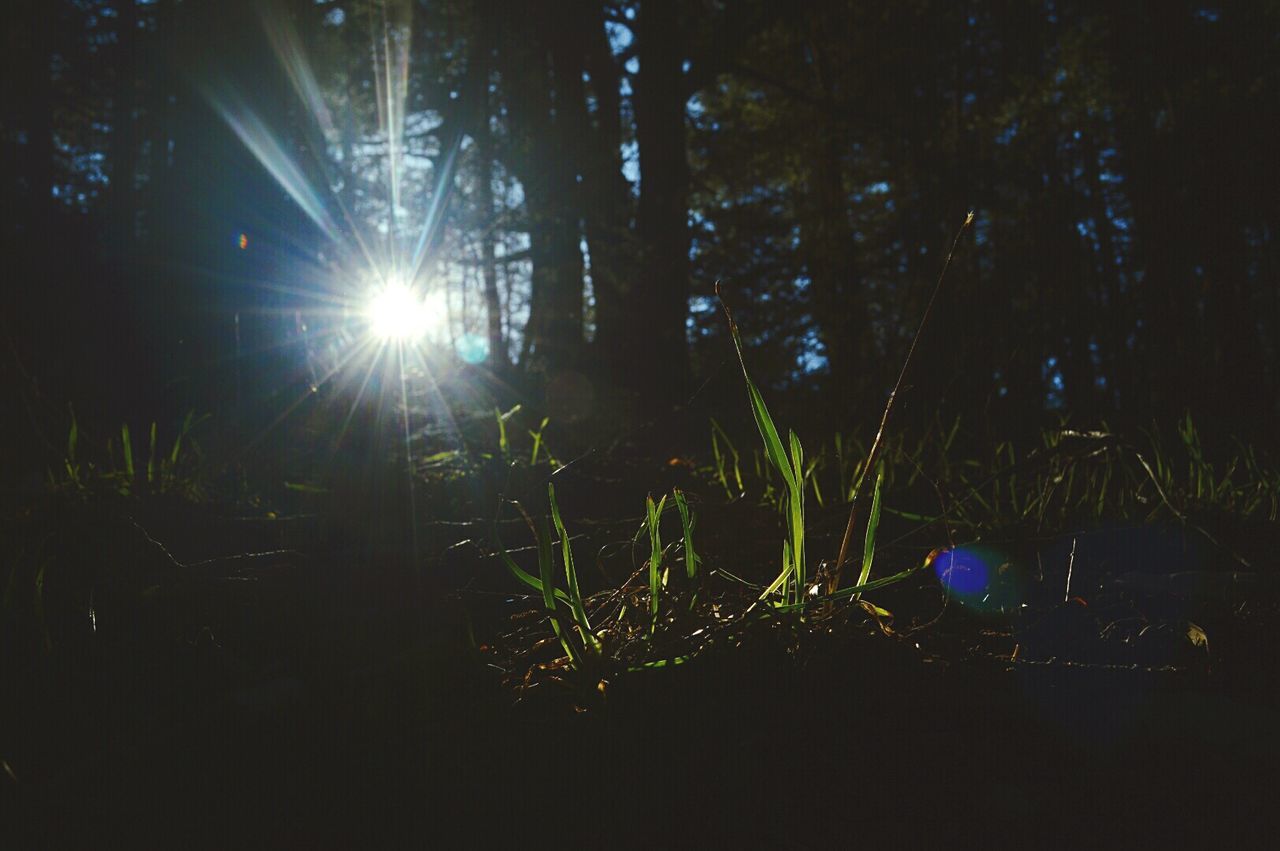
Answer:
[932, 546, 1024, 613]
[934, 547, 990, 596]
[455, 333, 488, 364]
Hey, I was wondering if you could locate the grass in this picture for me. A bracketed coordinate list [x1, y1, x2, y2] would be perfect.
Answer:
[673, 488, 700, 609]
[487, 212, 1107, 677]
[709, 417, 744, 500]
[10, 209, 1279, 724]
[646, 492, 667, 634]
[53, 406, 209, 500]
[6, 336, 1280, 845]
[717, 283, 809, 606]
[481, 215, 981, 679]
[493, 484, 600, 669]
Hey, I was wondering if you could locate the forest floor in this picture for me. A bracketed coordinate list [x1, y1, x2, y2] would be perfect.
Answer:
[4, 411, 1280, 848]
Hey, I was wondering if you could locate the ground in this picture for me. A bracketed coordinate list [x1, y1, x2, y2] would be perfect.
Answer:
[4, 423, 1280, 847]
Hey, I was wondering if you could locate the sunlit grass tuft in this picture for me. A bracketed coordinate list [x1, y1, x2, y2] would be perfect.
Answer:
[53, 406, 209, 501]
[494, 484, 599, 670]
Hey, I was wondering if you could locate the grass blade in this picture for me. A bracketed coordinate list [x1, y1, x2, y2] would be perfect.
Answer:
[710, 418, 744, 497]
[147, 422, 158, 485]
[495, 404, 520, 458]
[855, 463, 885, 598]
[67, 404, 78, 464]
[121, 424, 135, 492]
[493, 507, 572, 606]
[674, 489, 698, 581]
[646, 493, 668, 632]
[674, 488, 699, 609]
[717, 287, 797, 495]
[548, 483, 599, 654]
[530, 417, 551, 465]
[718, 282, 807, 603]
[829, 212, 973, 594]
[788, 429, 806, 594]
[535, 512, 577, 665]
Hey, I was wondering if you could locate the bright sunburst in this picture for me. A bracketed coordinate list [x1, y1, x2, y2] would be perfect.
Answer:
[201, 0, 484, 526]
[365, 279, 434, 342]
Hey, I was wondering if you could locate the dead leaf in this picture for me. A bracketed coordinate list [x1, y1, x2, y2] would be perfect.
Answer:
[1186, 621, 1210, 653]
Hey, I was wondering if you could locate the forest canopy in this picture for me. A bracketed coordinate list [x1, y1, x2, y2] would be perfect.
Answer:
[3, 0, 1277, 449]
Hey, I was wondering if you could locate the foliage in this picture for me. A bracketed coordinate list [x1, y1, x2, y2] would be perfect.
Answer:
[54, 407, 209, 501]
[645, 493, 668, 635]
[673, 488, 700, 609]
[709, 418, 744, 500]
[10, 1, 1279, 433]
[494, 483, 599, 669]
[719, 286, 810, 606]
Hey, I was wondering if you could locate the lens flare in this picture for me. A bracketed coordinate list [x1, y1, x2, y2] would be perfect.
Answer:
[933, 546, 1025, 613]
[199, 0, 475, 539]
[454, 333, 488, 364]
[366, 281, 432, 341]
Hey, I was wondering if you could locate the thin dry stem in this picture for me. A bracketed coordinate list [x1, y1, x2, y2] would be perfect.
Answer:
[828, 211, 974, 595]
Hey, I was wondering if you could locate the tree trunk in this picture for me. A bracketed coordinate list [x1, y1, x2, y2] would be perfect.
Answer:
[24, 0, 55, 246]
[580, 6, 639, 381]
[498, 9, 584, 374]
[803, 17, 865, 418]
[107, 0, 139, 252]
[1081, 130, 1128, 412]
[634, 0, 691, 409]
[472, 0, 507, 373]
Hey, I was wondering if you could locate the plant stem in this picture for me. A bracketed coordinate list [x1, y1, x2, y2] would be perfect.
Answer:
[829, 212, 974, 595]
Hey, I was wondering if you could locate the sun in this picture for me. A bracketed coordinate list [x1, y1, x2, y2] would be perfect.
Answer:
[365, 279, 434, 342]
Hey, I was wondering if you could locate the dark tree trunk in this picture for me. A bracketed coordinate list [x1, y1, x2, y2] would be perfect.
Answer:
[107, 0, 139, 252]
[24, 0, 55, 248]
[1204, 221, 1267, 427]
[803, 16, 865, 418]
[1081, 130, 1128, 413]
[471, 0, 507, 374]
[1128, 139, 1202, 418]
[634, 0, 691, 409]
[580, 6, 639, 380]
[499, 7, 584, 374]
[476, 103, 506, 374]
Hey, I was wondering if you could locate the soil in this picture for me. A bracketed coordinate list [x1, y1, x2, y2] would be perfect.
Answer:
[4, 454, 1280, 848]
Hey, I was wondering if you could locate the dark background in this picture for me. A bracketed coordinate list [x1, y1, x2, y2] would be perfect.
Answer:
[3, 0, 1278, 472]
[4, 4, 1280, 845]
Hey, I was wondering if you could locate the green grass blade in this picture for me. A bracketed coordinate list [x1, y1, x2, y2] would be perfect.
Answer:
[788, 430, 806, 591]
[805, 454, 825, 508]
[759, 544, 793, 600]
[147, 422, 158, 484]
[64, 406, 82, 488]
[710, 422, 731, 499]
[121, 424, 135, 487]
[719, 284, 817, 604]
[776, 552, 931, 613]
[170, 410, 204, 467]
[67, 405, 78, 463]
[674, 488, 699, 610]
[710, 418, 744, 497]
[548, 483, 598, 653]
[646, 494, 667, 631]
[721, 307, 797, 494]
[674, 489, 698, 581]
[536, 512, 577, 665]
[530, 416, 550, 465]
[492, 514, 572, 606]
[854, 463, 885, 598]
[495, 404, 521, 458]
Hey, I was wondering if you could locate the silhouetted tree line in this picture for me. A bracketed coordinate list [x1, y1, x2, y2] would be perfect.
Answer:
[2, 0, 1277, 445]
